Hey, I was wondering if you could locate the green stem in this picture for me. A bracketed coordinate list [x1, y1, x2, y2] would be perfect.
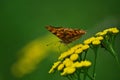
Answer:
[83, 51, 87, 60]
[76, 70, 81, 80]
[92, 47, 98, 80]
[83, 69, 87, 80]
[78, 73, 80, 80]
[84, 70, 94, 80]
[109, 44, 120, 68]
[66, 76, 72, 80]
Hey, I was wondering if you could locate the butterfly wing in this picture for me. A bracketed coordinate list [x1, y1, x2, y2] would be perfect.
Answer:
[46, 25, 86, 44]
[61, 29, 86, 44]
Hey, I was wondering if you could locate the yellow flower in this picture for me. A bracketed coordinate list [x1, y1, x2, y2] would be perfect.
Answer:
[58, 63, 64, 71]
[48, 67, 54, 73]
[52, 61, 61, 68]
[95, 36, 104, 41]
[89, 37, 96, 41]
[74, 48, 83, 54]
[61, 67, 76, 76]
[73, 61, 83, 68]
[68, 48, 75, 54]
[48, 61, 61, 73]
[92, 39, 101, 45]
[63, 58, 70, 64]
[84, 37, 95, 45]
[81, 44, 90, 50]
[64, 59, 73, 67]
[96, 31, 107, 36]
[108, 27, 119, 34]
[103, 29, 109, 33]
[58, 51, 72, 60]
[66, 67, 76, 74]
[70, 54, 79, 61]
[83, 39, 91, 45]
[60, 70, 67, 76]
[83, 37, 94, 44]
[70, 44, 83, 50]
[82, 60, 92, 67]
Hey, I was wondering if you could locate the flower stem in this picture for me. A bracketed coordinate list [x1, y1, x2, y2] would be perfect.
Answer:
[84, 70, 94, 80]
[83, 69, 87, 80]
[92, 47, 98, 80]
[83, 51, 88, 60]
[109, 44, 120, 68]
[76, 70, 81, 80]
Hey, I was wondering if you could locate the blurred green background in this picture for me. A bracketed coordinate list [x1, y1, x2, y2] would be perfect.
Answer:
[0, 0, 120, 80]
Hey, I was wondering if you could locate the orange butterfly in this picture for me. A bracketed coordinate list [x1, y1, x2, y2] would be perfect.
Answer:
[46, 25, 86, 44]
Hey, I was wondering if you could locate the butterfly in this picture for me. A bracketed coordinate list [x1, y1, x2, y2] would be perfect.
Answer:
[46, 25, 86, 44]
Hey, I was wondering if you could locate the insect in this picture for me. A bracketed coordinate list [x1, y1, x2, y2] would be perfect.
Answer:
[46, 25, 86, 44]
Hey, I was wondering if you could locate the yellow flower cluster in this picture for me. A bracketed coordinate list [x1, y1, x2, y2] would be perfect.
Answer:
[83, 27, 119, 46]
[49, 43, 91, 75]
[96, 27, 119, 36]
[60, 60, 91, 76]
[49, 58, 91, 76]
[84, 36, 103, 45]
[58, 44, 89, 60]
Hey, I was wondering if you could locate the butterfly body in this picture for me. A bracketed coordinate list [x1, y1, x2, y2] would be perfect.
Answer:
[46, 25, 86, 44]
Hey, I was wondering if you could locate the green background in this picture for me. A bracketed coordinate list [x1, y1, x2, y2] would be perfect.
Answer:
[0, 0, 120, 80]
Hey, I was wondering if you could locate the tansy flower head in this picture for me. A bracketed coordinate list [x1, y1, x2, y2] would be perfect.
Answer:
[81, 44, 90, 50]
[83, 37, 95, 45]
[96, 31, 107, 36]
[73, 61, 83, 68]
[58, 51, 72, 60]
[58, 44, 84, 60]
[82, 60, 92, 67]
[108, 27, 119, 34]
[57, 63, 64, 71]
[92, 39, 101, 45]
[64, 59, 73, 67]
[74, 48, 83, 54]
[61, 67, 76, 76]
[70, 44, 83, 51]
[95, 36, 104, 41]
[49, 61, 61, 73]
[70, 53, 79, 61]
[73, 60, 92, 68]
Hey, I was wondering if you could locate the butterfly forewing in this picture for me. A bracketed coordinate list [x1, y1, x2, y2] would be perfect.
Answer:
[46, 25, 86, 44]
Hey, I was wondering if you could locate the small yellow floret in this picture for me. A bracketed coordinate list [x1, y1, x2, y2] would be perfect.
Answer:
[84, 37, 95, 45]
[70, 54, 79, 61]
[48, 61, 61, 73]
[81, 44, 90, 50]
[74, 48, 83, 54]
[63, 58, 73, 67]
[82, 60, 92, 67]
[58, 63, 64, 71]
[73, 61, 83, 68]
[110, 27, 119, 33]
[61, 67, 76, 76]
[64, 60, 73, 67]
[92, 40, 101, 45]
[58, 51, 72, 60]
[96, 36, 104, 41]
[96, 31, 107, 36]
